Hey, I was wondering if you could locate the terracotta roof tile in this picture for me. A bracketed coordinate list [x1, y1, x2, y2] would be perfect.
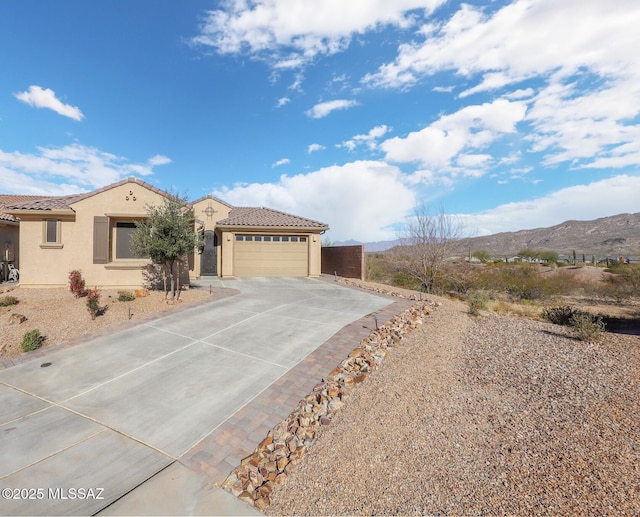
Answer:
[0, 194, 49, 222]
[217, 207, 328, 229]
[1, 178, 174, 212]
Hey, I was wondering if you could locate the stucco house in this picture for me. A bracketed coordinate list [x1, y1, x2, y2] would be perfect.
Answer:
[1, 177, 328, 288]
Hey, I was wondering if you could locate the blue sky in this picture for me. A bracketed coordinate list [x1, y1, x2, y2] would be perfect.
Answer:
[1, 0, 639, 242]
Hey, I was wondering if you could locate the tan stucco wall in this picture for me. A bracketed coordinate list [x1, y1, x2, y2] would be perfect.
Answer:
[308, 233, 322, 277]
[18, 182, 168, 288]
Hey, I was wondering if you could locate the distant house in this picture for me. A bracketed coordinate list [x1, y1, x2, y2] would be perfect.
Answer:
[2, 177, 328, 288]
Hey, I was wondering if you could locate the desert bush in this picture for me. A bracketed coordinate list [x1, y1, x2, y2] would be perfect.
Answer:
[365, 253, 394, 283]
[68, 270, 87, 297]
[391, 272, 420, 290]
[117, 290, 136, 302]
[542, 305, 585, 326]
[21, 329, 44, 352]
[570, 312, 606, 342]
[86, 288, 101, 319]
[468, 289, 491, 315]
[0, 295, 19, 307]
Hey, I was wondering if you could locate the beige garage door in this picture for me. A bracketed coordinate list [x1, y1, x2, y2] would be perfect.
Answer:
[234, 235, 309, 276]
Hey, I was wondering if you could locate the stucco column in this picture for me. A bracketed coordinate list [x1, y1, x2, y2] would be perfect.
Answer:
[221, 231, 234, 277]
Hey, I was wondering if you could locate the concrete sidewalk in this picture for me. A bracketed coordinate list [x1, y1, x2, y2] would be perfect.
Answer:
[0, 277, 410, 515]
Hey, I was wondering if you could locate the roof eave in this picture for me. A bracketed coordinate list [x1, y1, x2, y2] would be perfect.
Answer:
[5, 208, 76, 217]
[216, 224, 329, 232]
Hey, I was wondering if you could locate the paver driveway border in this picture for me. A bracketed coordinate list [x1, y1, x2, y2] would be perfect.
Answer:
[0, 277, 414, 516]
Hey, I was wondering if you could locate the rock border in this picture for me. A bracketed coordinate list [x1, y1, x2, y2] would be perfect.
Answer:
[222, 301, 435, 510]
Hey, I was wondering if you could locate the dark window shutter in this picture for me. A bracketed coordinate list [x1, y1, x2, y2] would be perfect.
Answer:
[93, 216, 109, 264]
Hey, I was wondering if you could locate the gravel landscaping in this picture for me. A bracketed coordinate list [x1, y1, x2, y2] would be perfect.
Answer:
[266, 294, 640, 516]
[0, 283, 233, 361]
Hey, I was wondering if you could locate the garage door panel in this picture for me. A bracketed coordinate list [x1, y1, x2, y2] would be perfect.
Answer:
[234, 238, 309, 276]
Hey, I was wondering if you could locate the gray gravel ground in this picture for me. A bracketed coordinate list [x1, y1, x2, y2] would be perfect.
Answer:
[266, 297, 640, 516]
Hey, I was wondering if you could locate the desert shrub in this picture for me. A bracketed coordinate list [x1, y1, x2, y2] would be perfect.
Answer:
[391, 272, 420, 290]
[471, 264, 568, 301]
[467, 289, 491, 315]
[0, 295, 19, 307]
[570, 312, 606, 343]
[68, 270, 87, 297]
[21, 329, 44, 352]
[86, 288, 101, 319]
[117, 290, 136, 302]
[542, 305, 585, 326]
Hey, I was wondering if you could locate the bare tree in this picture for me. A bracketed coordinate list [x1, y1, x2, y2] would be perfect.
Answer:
[390, 203, 465, 293]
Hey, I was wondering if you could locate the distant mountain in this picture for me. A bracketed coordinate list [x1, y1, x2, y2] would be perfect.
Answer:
[334, 213, 640, 257]
[459, 212, 640, 257]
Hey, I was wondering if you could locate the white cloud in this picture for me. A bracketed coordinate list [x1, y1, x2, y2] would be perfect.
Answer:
[276, 96, 290, 108]
[381, 99, 526, 172]
[308, 143, 325, 153]
[14, 85, 84, 121]
[362, 0, 640, 170]
[148, 154, 172, 166]
[306, 99, 358, 119]
[364, 0, 639, 91]
[272, 158, 290, 167]
[193, 0, 446, 68]
[213, 160, 416, 241]
[462, 174, 640, 236]
[0, 144, 169, 194]
[341, 125, 390, 151]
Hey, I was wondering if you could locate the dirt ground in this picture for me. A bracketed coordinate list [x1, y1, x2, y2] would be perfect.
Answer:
[540, 265, 640, 318]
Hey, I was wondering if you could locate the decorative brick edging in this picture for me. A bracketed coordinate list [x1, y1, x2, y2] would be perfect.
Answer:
[222, 301, 435, 510]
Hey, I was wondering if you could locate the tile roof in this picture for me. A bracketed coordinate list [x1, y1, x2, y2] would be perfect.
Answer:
[1, 180, 329, 231]
[190, 194, 233, 209]
[1, 178, 173, 212]
[217, 207, 328, 229]
[0, 195, 49, 222]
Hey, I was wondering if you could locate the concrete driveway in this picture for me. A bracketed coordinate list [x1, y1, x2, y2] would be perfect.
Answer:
[0, 277, 393, 515]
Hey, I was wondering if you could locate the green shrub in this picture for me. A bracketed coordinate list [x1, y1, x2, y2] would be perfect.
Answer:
[542, 305, 584, 326]
[117, 290, 136, 302]
[468, 289, 491, 315]
[21, 329, 44, 352]
[391, 272, 420, 290]
[570, 312, 606, 343]
[0, 295, 19, 307]
[86, 288, 101, 319]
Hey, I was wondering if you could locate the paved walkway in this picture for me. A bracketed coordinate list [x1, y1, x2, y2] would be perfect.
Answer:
[0, 277, 413, 516]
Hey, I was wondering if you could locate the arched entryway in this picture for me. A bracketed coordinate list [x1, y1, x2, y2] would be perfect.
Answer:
[201, 230, 218, 276]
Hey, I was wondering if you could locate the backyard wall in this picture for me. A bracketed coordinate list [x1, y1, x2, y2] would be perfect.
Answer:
[321, 245, 364, 280]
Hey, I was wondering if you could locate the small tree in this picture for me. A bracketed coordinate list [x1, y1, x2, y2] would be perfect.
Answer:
[389, 203, 464, 294]
[130, 191, 201, 301]
[472, 250, 491, 263]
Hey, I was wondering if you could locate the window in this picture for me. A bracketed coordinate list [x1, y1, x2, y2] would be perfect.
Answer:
[115, 222, 137, 259]
[41, 219, 62, 248]
[236, 235, 243, 241]
[282, 236, 289, 242]
[245, 235, 253, 241]
[45, 219, 59, 243]
[264, 236, 271, 242]
[291, 237, 298, 242]
[300, 237, 307, 242]
[254, 236, 262, 242]
[273, 236, 280, 242]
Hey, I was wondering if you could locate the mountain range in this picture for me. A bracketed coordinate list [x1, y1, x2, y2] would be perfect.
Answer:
[336, 212, 640, 257]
